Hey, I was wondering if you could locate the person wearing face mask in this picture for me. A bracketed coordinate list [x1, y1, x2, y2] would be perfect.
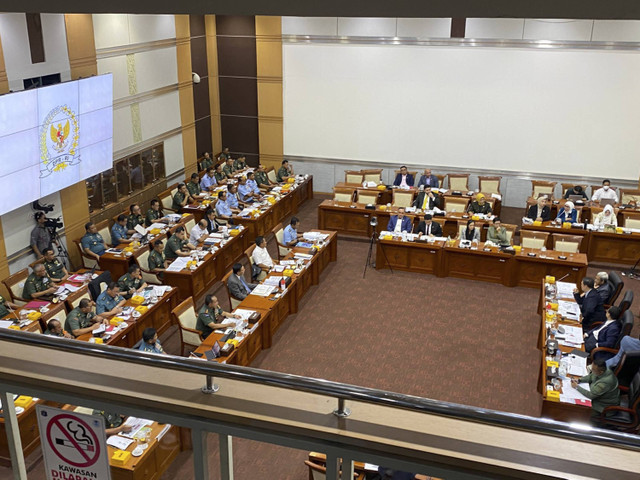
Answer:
[592, 179, 619, 204]
[556, 201, 578, 224]
[593, 204, 618, 228]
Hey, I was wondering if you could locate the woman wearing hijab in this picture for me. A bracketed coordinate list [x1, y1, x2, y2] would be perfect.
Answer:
[467, 193, 492, 215]
[555, 201, 578, 223]
[584, 306, 622, 362]
[459, 219, 480, 243]
[593, 204, 618, 228]
[527, 196, 551, 222]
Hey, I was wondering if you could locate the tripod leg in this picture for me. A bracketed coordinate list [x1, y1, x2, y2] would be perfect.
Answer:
[375, 237, 394, 275]
[363, 234, 376, 279]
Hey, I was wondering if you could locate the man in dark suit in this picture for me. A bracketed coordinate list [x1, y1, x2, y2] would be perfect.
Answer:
[574, 277, 607, 331]
[594, 272, 612, 304]
[417, 168, 439, 189]
[387, 207, 412, 233]
[413, 186, 441, 211]
[526, 196, 551, 222]
[204, 208, 220, 233]
[227, 263, 257, 300]
[392, 166, 414, 188]
[416, 214, 442, 237]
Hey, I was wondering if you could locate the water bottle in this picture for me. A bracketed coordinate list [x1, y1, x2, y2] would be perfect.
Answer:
[280, 278, 286, 292]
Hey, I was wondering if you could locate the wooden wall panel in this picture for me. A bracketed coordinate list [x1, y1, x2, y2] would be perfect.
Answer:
[205, 15, 222, 155]
[175, 15, 198, 175]
[0, 31, 10, 295]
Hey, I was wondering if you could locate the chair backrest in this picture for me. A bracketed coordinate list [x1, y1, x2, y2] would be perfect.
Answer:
[443, 197, 469, 213]
[625, 218, 640, 229]
[478, 176, 501, 195]
[184, 218, 196, 236]
[73, 240, 99, 269]
[561, 183, 588, 197]
[66, 286, 91, 310]
[42, 302, 67, 333]
[531, 180, 557, 199]
[457, 221, 468, 238]
[96, 219, 112, 247]
[304, 460, 326, 480]
[552, 234, 583, 253]
[159, 191, 174, 211]
[332, 187, 355, 203]
[133, 248, 161, 285]
[447, 174, 469, 191]
[618, 290, 634, 315]
[362, 169, 382, 184]
[436, 174, 446, 187]
[520, 230, 550, 250]
[619, 188, 640, 205]
[2, 268, 30, 305]
[502, 224, 517, 245]
[391, 190, 415, 208]
[394, 170, 418, 183]
[222, 270, 243, 310]
[608, 271, 624, 306]
[271, 222, 291, 259]
[345, 170, 364, 185]
[28, 257, 45, 269]
[266, 167, 278, 183]
[356, 189, 380, 205]
[171, 298, 201, 347]
[614, 351, 640, 390]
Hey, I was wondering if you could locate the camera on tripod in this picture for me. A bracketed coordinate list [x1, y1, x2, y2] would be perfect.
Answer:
[369, 216, 378, 227]
[33, 201, 64, 234]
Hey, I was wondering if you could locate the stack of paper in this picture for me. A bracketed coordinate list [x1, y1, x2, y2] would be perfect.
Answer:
[303, 232, 329, 242]
[556, 281, 576, 299]
[565, 355, 589, 376]
[119, 417, 154, 439]
[107, 435, 134, 450]
[0, 320, 15, 329]
[559, 379, 592, 405]
[250, 285, 276, 297]
[149, 222, 167, 230]
[264, 276, 282, 286]
[166, 257, 190, 272]
[557, 325, 584, 347]
[558, 300, 580, 321]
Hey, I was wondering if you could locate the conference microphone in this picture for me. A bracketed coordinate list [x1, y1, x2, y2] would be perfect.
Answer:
[556, 273, 571, 282]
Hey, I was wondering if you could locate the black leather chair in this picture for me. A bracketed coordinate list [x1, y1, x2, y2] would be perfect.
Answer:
[614, 351, 640, 393]
[598, 370, 640, 432]
[618, 290, 634, 314]
[590, 310, 634, 363]
[606, 271, 624, 307]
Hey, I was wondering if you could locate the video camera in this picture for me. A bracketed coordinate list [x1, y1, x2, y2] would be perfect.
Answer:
[33, 200, 64, 234]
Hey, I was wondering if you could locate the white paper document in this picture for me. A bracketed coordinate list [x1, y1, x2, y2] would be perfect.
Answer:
[107, 435, 134, 450]
[0, 320, 14, 329]
[119, 417, 154, 439]
[250, 285, 276, 297]
[558, 300, 580, 321]
[556, 281, 576, 299]
[565, 355, 589, 377]
[559, 379, 591, 404]
[166, 257, 190, 272]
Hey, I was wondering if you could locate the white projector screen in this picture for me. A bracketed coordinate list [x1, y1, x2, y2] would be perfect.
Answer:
[0, 74, 113, 216]
[283, 44, 640, 180]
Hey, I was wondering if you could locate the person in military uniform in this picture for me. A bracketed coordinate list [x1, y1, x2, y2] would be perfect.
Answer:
[30, 212, 52, 258]
[43, 247, 69, 282]
[246, 171, 262, 197]
[213, 163, 227, 185]
[222, 157, 236, 178]
[117, 265, 147, 300]
[44, 319, 74, 338]
[187, 173, 202, 196]
[255, 164, 275, 190]
[276, 159, 293, 183]
[93, 410, 132, 436]
[81, 222, 107, 260]
[23, 264, 57, 301]
[145, 199, 167, 227]
[148, 240, 168, 279]
[127, 204, 145, 231]
[138, 327, 166, 354]
[218, 146, 230, 162]
[172, 183, 194, 211]
[65, 298, 108, 337]
[111, 215, 131, 245]
[234, 155, 247, 171]
[0, 295, 20, 319]
[467, 193, 493, 215]
[199, 151, 213, 171]
[226, 184, 243, 211]
[200, 168, 217, 192]
[96, 283, 126, 317]
[195, 295, 240, 339]
[165, 226, 194, 261]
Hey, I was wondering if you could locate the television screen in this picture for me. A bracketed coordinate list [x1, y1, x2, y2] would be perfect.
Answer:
[0, 74, 113, 216]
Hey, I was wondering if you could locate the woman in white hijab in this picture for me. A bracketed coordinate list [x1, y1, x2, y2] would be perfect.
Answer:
[594, 204, 618, 228]
[555, 201, 578, 223]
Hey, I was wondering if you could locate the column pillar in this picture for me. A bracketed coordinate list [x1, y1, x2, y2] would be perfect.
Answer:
[175, 15, 198, 177]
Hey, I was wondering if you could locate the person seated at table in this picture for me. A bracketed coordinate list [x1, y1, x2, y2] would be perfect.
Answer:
[117, 265, 147, 300]
[127, 204, 145, 232]
[417, 169, 439, 189]
[200, 167, 217, 192]
[94, 410, 132, 436]
[44, 319, 74, 338]
[459, 219, 480, 243]
[594, 272, 612, 304]
[204, 209, 220, 234]
[187, 172, 203, 196]
[219, 146, 231, 162]
[196, 294, 241, 338]
[573, 277, 606, 331]
[190, 219, 209, 246]
[413, 186, 440, 211]
[228, 264, 258, 300]
[592, 179, 619, 204]
[111, 214, 131, 245]
[215, 191, 234, 221]
[605, 333, 640, 370]
[246, 172, 263, 198]
[237, 176, 259, 203]
[277, 159, 294, 183]
[96, 283, 126, 317]
[283, 217, 303, 247]
[200, 151, 213, 171]
[82, 221, 107, 260]
[223, 157, 236, 178]
[555, 201, 578, 224]
[43, 247, 69, 282]
[148, 240, 168, 279]
[65, 298, 109, 336]
[387, 207, 412, 233]
[0, 295, 20, 318]
[172, 183, 194, 211]
[594, 204, 618, 228]
[467, 193, 492, 215]
[137, 327, 166, 354]
[252, 236, 275, 273]
[527, 196, 551, 222]
[486, 217, 509, 245]
[570, 358, 620, 420]
[165, 226, 195, 261]
[255, 164, 275, 189]
[22, 264, 57, 301]
[393, 166, 414, 188]
[214, 163, 228, 185]
[563, 185, 588, 201]
[234, 155, 247, 171]
[416, 214, 442, 237]
[145, 199, 167, 227]
[227, 184, 243, 211]
[584, 306, 622, 362]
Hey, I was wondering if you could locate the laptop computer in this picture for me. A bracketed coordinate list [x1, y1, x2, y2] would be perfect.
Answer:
[599, 198, 616, 207]
[568, 195, 585, 203]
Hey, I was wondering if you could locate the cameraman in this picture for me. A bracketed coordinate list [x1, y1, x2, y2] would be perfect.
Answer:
[30, 212, 52, 258]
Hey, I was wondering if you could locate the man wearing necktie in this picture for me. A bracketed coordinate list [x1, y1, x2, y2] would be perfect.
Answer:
[227, 263, 258, 301]
[417, 169, 440, 189]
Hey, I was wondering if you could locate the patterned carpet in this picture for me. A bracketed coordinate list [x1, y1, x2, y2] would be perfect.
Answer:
[3, 195, 639, 480]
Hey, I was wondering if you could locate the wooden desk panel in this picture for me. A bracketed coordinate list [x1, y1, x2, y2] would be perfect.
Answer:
[443, 246, 511, 285]
[0, 399, 44, 467]
[377, 240, 442, 274]
[511, 252, 587, 288]
[587, 231, 640, 264]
